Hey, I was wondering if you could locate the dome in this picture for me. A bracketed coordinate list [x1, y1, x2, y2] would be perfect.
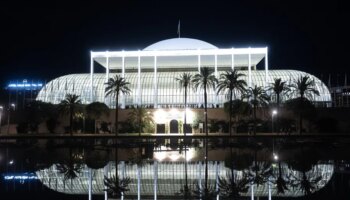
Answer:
[143, 38, 218, 51]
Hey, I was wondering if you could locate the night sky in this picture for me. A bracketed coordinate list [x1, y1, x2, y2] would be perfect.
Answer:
[0, 0, 344, 86]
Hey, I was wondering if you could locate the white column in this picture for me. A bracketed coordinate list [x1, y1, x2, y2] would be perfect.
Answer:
[216, 161, 220, 200]
[268, 178, 272, 200]
[90, 53, 94, 103]
[154, 56, 158, 108]
[248, 48, 252, 88]
[104, 163, 109, 200]
[122, 55, 126, 108]
[198, 162, 202, 190]
[137, 52, 141, 106]
[251, 183, 254, 200]
[231, 48, 235, 71]
[121, 161, 126, 200]
[137, 165, 141, 200]
[214, 53, 218, 106]
[154, 161, 158, 200]
[198, 53, 201, 73]
[198, 53, 201, 107]
[105, 55, 109, 103]
[89, 168, 92, 200]
[265, 47, 269, 87]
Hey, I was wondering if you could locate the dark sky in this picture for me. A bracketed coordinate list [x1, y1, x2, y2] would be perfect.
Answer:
[0, 0, 344, 86]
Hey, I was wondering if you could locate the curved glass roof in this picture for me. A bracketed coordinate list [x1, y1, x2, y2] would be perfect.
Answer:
[36, 161, 334, 197]
[36, 70, 331, 108]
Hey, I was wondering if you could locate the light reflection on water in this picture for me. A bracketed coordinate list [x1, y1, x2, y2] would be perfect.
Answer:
[0, 137, 350, 199]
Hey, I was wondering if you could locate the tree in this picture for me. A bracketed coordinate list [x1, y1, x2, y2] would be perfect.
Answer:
[217, 70, 247, 136]
[175, 72, 192, 193]
[275, 161, 290, 194]
[290, 76, 320, 134]
[105, 75, 131, 136]
[268, 78, 290, 108]
[246, 86, 270, 135]
[268, 78, 290, 133]
[192, 67, 218, 137]
[56, 147, 84, 189]
[128, 107, 154, 136]
[192, 67, 217, 191]
[175, 72, 192, 136]
[218, 174, 250, 199]
[59, 94, 82, 135]
[86, 102, 110, 133]
[104, 146, 131, 199]
[224, 99, 251, 133]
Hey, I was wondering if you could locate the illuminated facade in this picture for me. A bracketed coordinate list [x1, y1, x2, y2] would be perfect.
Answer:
[36, 161, 334, 198]
[36, 38, 331, 108]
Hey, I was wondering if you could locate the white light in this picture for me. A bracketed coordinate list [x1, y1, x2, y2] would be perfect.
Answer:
[272, 110, 277, 115]
[273, 153, 279, 161]
[185, 148, 195, 161]
[9, 160, 14, 165]
[154, 109, 167, 124]
[185, 109, 195, 124]
[169, 154, 180, 161]
[154, 151, 167, 161]
[11, 103, 15, 108]
[170, 108, 179, 118]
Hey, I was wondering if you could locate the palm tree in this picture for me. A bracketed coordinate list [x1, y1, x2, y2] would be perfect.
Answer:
[290, 170, 322, 196]
[290, 76, 320, 134]
[128, 107, 154, 136]
[268, 78, 290, 108]
[192, 67, 217, 191]
[268, 78, 291, 134]
[217, 70, 247, 136]
[218, 174, 250, 199]
[246, 86, 270, 135]
[105, 75, 131, 136]
[56, 147, 84, 190]
[104, 146, 131, 199]
[175, 72, 192, 193]
[86, 102, 110, 133]
[275, 161, 289, 194]
[59, 94, 82, 135]
[104, 175, 131, 199]
[175, 72, 192, 136]
[192, 67, 218, 137]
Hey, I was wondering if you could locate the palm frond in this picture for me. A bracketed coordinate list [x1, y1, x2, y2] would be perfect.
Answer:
[104, 175, 131, 198]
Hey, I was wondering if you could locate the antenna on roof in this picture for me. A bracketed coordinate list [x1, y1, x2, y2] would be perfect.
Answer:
[177, 20, 181, 38]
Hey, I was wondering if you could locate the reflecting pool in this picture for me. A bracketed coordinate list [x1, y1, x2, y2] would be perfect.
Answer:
[0, 137, 349, 199]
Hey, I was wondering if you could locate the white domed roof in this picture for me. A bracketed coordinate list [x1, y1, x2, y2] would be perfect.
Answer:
[143, 38, 218, 51]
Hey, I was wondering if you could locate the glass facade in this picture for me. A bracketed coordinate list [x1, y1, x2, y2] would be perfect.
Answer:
[36, 161, 334, 197]
[36, 70, 331, 107]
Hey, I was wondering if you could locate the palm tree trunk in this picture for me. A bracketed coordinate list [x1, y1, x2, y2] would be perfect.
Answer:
[299, 96, 303, 135]
[115, 146, 118, 178]
[276, 94, 280, 134]
[115, 95, 119, 136]
[184, 86, 188, 190]
[204, 84, 208, 137]
[229, 89, 233, 136]
[70, 106, 73, 136]
[253, 105, 257, 135]
[204, 84, 208, 191]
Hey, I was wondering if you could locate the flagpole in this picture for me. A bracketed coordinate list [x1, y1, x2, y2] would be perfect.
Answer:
[177, 20, 181, 38]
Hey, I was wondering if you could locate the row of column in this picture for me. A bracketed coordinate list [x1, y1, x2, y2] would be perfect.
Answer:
[90, 49, 269, 107]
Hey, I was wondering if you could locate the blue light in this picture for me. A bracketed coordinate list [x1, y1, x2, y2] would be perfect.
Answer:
[7, 79, 43, 90]
[3, 173, 38, 180]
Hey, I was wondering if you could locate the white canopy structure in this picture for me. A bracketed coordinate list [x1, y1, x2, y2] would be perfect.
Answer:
[89, 38, 268, 106]
[36, 38, 331, 107]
